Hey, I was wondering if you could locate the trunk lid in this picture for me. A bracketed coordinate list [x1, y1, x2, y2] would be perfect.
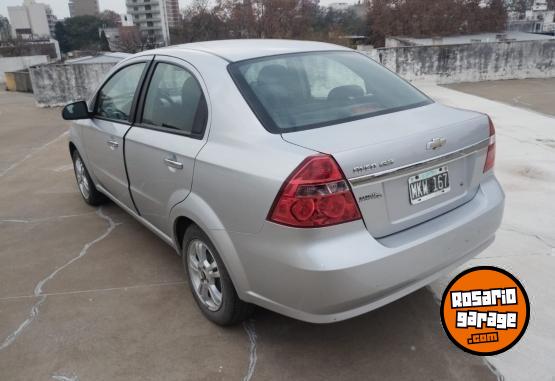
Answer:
[281, 103, 491, 237]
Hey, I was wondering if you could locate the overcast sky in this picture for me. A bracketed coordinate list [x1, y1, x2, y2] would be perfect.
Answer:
[1, 0, 347, 19]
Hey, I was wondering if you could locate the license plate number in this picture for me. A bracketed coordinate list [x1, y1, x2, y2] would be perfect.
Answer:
[408, 166, 450, 205]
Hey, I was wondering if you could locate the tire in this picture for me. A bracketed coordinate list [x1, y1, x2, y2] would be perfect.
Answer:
[71, 150, 106, 206]
[182, 225, 253, 325]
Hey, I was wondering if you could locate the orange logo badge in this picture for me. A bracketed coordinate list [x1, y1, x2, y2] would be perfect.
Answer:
[440, 266, 530, 355]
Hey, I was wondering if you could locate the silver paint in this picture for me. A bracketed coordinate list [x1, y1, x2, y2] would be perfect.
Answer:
[68, 40, 505, 323]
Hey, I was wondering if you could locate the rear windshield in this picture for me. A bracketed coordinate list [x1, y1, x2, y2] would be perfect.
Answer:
[228, 51, 432, 133]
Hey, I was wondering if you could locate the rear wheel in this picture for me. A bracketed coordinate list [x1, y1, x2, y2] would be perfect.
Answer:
[182, 225, 253, 325]
[71, 150, 106, 206]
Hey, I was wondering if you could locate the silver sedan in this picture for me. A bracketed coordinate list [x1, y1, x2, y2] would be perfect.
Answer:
[63, 40, 504, 325]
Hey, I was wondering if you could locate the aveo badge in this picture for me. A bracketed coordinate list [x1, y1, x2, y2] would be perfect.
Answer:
[440, 266, 530, 355]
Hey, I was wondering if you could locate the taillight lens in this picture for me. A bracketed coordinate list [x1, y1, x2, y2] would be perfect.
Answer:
[268, 155, 362, 228]
[484, 116, 496, 173]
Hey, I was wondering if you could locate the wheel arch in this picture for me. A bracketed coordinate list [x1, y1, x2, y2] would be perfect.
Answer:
[69, 141, 77, 156]
[170, 193, 251, 297]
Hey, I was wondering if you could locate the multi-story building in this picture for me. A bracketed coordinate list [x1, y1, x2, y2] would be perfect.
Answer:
[46, 5, 57, 37]
[7, 0, 54, 39]
[165, 0, 181, 29]
[508, 0, 555, 34]
[68, 0, 100, 17]
[328, 2, 350, 12]
[126, 0, 170, 47]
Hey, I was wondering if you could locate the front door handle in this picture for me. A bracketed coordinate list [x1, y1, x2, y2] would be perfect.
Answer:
[107, 140, 119, 149]
[164, 157, 183, 170]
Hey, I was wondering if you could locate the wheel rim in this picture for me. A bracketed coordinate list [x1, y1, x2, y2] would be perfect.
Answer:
[74, 157, 90, 200]
[187, 239, 223, 311]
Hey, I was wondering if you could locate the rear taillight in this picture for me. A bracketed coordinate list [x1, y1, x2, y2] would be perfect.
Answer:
[484, 116, 496, 173]
[268, 155, 362, 228]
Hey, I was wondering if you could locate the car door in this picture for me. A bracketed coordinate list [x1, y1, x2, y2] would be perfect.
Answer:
[125, 57, 209, 235]
[82, 56, 152, 210]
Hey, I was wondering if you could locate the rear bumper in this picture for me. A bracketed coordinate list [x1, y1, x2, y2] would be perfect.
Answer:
[227, 175, 504, 323]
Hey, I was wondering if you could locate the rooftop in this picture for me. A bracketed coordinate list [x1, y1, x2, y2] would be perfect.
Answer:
[64, 52, 131, 64]
[391, 31, 555, 46]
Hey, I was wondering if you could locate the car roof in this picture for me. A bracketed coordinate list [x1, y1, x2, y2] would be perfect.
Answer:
[164, 39, 352, 62]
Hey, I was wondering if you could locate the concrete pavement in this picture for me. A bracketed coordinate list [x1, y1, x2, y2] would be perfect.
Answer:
[445, 78, 555, 117]
[1, 79, 553, 380]
[422, 80, 555, 381]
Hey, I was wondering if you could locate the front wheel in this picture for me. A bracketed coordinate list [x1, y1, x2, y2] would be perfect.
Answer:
[71, 150, 106, 206]
[182, 225, 253, 325]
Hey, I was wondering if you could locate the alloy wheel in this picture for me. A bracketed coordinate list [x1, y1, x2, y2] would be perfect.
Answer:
[187, 239, 223, 311]
[74, 157, 90, 200]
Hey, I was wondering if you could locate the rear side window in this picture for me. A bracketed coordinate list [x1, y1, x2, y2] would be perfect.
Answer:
[141, 63, 207, 136]
[229, 51, 432, 133]
[96, 63, 146, 122]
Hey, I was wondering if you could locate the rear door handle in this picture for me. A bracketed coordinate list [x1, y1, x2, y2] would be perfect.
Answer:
[107, 140, 119, 149]
[164, 157, 183, 170]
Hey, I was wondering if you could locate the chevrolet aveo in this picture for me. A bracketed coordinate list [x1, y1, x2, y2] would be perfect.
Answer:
[63, 40, 504, 325]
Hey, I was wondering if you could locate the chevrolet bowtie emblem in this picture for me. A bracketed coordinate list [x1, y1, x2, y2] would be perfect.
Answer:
[427, 137, 447, 150]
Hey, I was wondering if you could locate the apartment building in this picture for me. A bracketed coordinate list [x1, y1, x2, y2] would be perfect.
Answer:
[126, 0, 170, 47]
[165, 0, 181, 29]
[7, 0, 55, 39]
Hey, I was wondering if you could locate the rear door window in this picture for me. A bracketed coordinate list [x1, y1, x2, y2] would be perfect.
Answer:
[141, 63, 207, 137]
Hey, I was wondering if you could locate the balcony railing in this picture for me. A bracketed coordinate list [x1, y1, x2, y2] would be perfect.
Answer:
[126, 0, 157, 6]
[127, 8, 161, 15]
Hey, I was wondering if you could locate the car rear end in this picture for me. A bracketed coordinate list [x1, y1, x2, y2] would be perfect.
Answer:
[223, 49, 504, 323]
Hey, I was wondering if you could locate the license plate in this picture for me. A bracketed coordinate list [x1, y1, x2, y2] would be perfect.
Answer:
[408, 166, 450, 205]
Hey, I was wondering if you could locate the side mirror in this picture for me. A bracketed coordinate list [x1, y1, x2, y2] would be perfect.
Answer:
[62, 101, 90, 120]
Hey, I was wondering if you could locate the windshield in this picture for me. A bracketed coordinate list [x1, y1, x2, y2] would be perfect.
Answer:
[228, 51, 432, 133]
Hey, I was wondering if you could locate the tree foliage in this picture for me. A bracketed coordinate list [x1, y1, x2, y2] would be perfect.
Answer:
[368, 0, 508, 46]
[100, 30, 110, 51]
[99, 10, 122, 28]
[170, 0, 368, 45]
[59, 15, 102, 51]
[169, 0, 508, 47]
[54, 21, 71, 53]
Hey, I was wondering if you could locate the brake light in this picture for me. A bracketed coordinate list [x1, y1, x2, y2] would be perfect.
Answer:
[268, 155, 362, 227]
[484, 116, 496, 173]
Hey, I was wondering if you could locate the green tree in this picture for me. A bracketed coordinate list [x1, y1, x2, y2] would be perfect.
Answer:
[63, 15, 102, 51]
[54, 21, 71, 53]
[100, 30, 110, 51]
[0, 15, 11, 42]
[99, 10, 121, 27]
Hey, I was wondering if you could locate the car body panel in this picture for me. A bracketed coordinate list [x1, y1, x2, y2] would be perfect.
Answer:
[79, 55, 153, 211]
[82, 118, 135, 209]
[281, 102, 491, 237]
[228, 175, 503, 323]
[125, 127, 206, 235]
[125, 55, 210, 235]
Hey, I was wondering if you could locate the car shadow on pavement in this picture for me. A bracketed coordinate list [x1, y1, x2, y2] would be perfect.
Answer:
[103, 202, 497, 381]
[248, 288, 497, 381]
